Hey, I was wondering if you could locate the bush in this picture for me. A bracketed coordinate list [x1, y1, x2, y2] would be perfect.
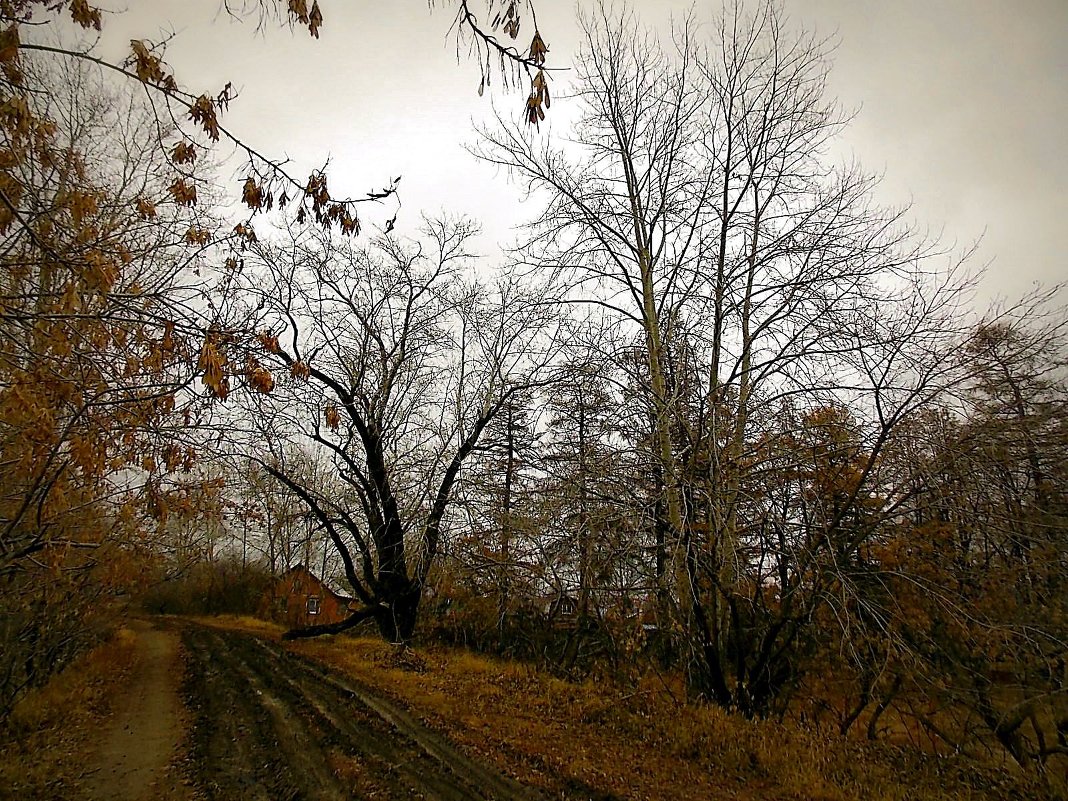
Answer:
[139, 558, 275, 617]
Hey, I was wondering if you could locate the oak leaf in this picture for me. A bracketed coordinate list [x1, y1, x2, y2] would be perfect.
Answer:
[233, 222, 257, 243]
[70, 0, 103, 31]
[184, 226, 212, 246]
[250, 366, 274, 393]
[242, 176, 263, 209]
[129, 40, 167, 84]
[135, 197, 157, 219]
[188, 94, 220, 141]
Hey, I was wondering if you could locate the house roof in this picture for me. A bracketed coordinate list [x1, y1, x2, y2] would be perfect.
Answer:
[283, 563, 355, 602]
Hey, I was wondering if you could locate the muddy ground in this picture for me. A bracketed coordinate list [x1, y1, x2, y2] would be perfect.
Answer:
[178, 623, 546, 801]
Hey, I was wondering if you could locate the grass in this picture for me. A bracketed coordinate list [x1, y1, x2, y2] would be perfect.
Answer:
[185, 612, 285, 640]
[285, 633, 1059, 801]
[0, 626, 138, 801]
[43, 613, 1048, 801]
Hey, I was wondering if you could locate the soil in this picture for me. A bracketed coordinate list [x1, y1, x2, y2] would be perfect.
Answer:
[176, 622, 546, 800]
[85, 619, 191, 801]
[76, 618, 549, 800]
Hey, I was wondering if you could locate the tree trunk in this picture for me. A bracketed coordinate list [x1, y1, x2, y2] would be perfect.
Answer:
[374, 583, 422, 644]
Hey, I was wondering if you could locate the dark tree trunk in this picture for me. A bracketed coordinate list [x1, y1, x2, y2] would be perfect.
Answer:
[373, 582, 422, 644]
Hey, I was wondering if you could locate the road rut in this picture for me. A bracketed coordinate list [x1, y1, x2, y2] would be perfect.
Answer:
[180, 624, 544, 801]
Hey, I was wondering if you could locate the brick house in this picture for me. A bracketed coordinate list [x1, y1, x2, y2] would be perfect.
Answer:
[266, 564, 355, 628]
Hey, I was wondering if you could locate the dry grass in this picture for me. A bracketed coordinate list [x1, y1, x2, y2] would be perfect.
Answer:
[0, 626, 138, 801]
[3, 613, 1054, 800]
[185, 613, 285, 640]
[287, 634, 1059, 801]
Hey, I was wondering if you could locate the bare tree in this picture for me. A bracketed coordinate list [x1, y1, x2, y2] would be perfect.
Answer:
[226, 217, 556, 642]
[476, 0, 975, 712]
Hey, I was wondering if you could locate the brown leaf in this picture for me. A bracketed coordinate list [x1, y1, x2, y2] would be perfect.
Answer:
[528, 32, 548, 65]
[184, 227, 212, 246]
[242, 176, 264, 209]
[69, 0, 102, 31]
[249, 366, 274, 394]
[168, 178, 197, 206]
[0, 24, 20, 64]
[233, 222, 257, 243]
[188, 95, 220, 141]
[216, 81, 234, 109]
[135, 197, 157, 219]
[288, 0, 310, 24]
[257, 331, 280, 353]
[129, 39, 166, 84]
[198, 339, 229, 399]
[325, 404, 340, 431]
[171, 141, 197, 165]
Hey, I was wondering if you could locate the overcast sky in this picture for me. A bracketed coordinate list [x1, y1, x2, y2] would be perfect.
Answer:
[96, 1, 1066, 304]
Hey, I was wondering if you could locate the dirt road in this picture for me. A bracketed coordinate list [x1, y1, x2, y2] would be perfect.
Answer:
[178, 623, 544, 801]
[86, 620, 188, 801]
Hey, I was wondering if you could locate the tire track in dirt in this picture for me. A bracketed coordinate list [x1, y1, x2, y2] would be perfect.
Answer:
[221, 642, 346, 801]
[180, 624, 545, 801]
[240, 636, 475, 800]
[182, 627, 286, 801]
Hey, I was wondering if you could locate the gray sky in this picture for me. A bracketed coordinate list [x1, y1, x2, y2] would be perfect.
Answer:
[796, 0, 1067, 302]
[98, 1, 1066, 303]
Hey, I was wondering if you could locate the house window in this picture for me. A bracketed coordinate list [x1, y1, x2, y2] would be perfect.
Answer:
[307, 595, 321, 615]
